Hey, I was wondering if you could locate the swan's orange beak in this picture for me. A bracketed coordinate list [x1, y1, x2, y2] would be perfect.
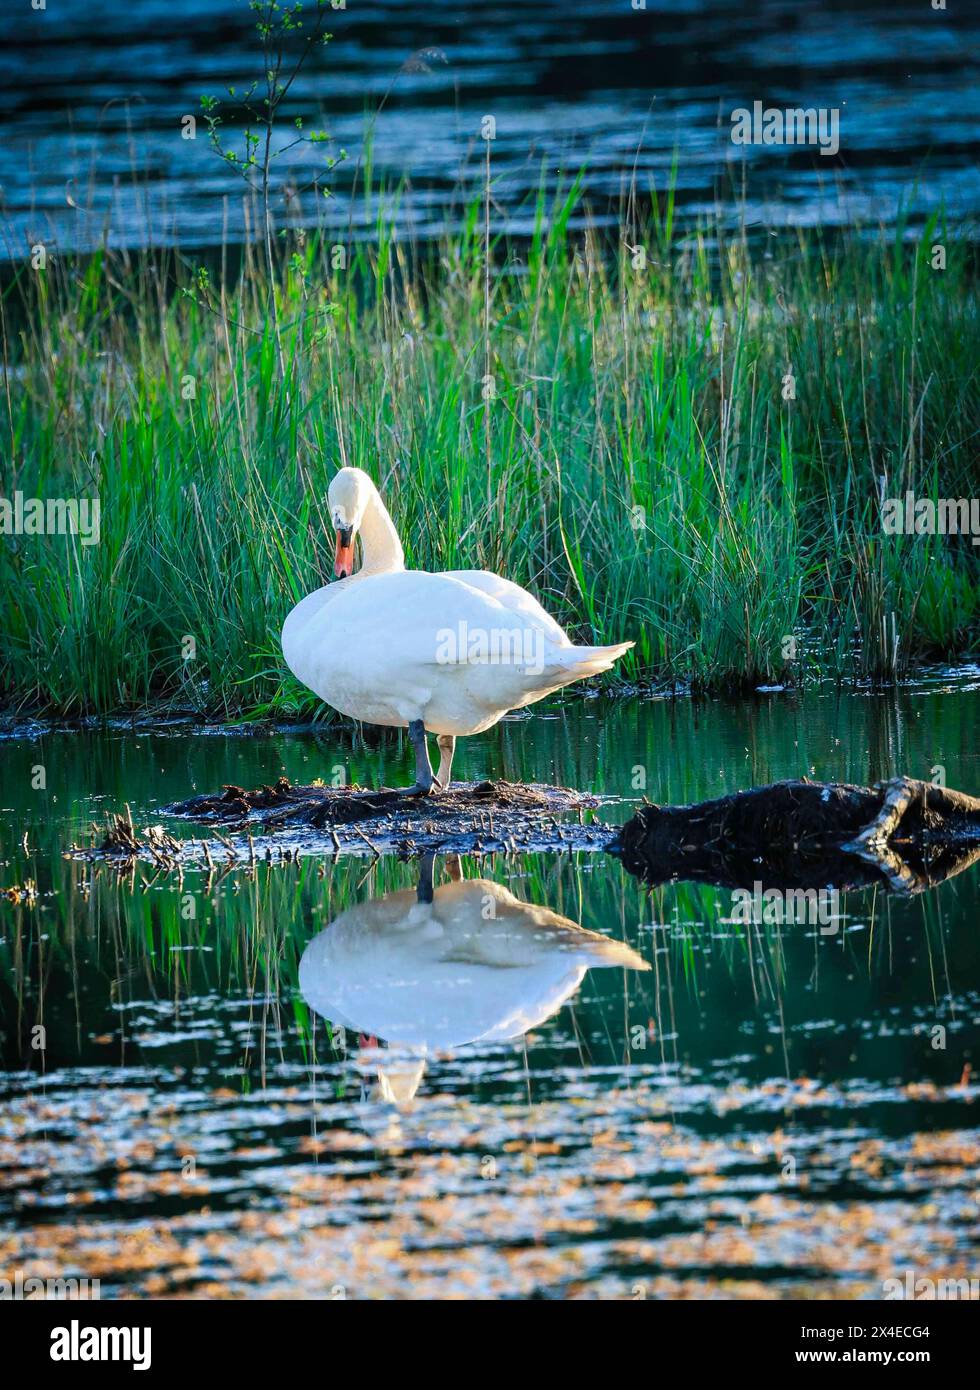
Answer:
[334, 525, 355, 579]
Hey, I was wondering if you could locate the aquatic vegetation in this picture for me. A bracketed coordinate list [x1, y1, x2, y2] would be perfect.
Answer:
[0, 176, 977, 716]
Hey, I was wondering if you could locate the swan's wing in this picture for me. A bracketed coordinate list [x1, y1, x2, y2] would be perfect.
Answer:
[282, 570, 631, 729]
[304, 572, 559, 672]
[433, 882, 651, 971]
[443, 570, 570, 646]
[281, 580, 350, 668]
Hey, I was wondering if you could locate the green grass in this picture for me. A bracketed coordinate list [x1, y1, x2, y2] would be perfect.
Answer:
[0, 175, 978, 717]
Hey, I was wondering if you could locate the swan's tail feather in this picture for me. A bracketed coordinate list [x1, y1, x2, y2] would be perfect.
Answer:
[553, 639, 634, 680]
[522, 916, 651, 970]
[580, 935, 651, 971]
[492, 637, 634, 711]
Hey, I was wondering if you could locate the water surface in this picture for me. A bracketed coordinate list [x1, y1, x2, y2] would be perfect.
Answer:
[2, 0, 978, 257]
[1, 688, 978, 1297]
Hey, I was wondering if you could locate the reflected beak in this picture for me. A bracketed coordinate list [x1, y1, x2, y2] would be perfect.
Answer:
[334, 525, 355, 579]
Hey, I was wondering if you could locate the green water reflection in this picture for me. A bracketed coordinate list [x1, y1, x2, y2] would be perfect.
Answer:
[0, 687, 978, 1297]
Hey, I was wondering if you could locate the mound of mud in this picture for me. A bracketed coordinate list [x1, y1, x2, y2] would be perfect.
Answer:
[70, 779, 614, 867]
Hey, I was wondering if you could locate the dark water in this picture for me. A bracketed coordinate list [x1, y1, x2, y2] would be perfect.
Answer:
[1, 0, 978, 259]
[1, 686, 979, 1297]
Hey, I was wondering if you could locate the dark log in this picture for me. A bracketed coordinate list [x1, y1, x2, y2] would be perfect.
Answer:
[609, 776, 980, 894]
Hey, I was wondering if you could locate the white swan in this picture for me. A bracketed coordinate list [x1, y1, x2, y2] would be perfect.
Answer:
[282, 467, 634, 791]
[298, 860, 650, 1104]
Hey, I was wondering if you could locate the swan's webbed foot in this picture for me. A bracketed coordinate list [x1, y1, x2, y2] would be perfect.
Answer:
[402, 779, 436, 796]
[380, 777, 440, 795]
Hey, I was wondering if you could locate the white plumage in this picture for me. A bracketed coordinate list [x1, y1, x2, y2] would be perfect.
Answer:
[281, 468, 633, 787]
[299, 873, 649, 1102]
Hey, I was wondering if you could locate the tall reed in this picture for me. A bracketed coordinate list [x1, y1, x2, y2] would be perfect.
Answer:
[1, 177, 977, 717]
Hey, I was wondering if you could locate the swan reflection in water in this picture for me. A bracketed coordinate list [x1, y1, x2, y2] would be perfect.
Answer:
[299, 855, 649, 1104]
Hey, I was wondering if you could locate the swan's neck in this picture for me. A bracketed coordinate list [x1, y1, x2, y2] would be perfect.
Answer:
[357, 488, 405, 577]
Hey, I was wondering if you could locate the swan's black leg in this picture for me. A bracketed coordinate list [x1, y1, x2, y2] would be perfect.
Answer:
[416, 853, 436, 903]
[404, 718, 435, 795]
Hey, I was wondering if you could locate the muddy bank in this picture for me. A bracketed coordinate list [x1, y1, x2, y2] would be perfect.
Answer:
[69, 780, 612, 868]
